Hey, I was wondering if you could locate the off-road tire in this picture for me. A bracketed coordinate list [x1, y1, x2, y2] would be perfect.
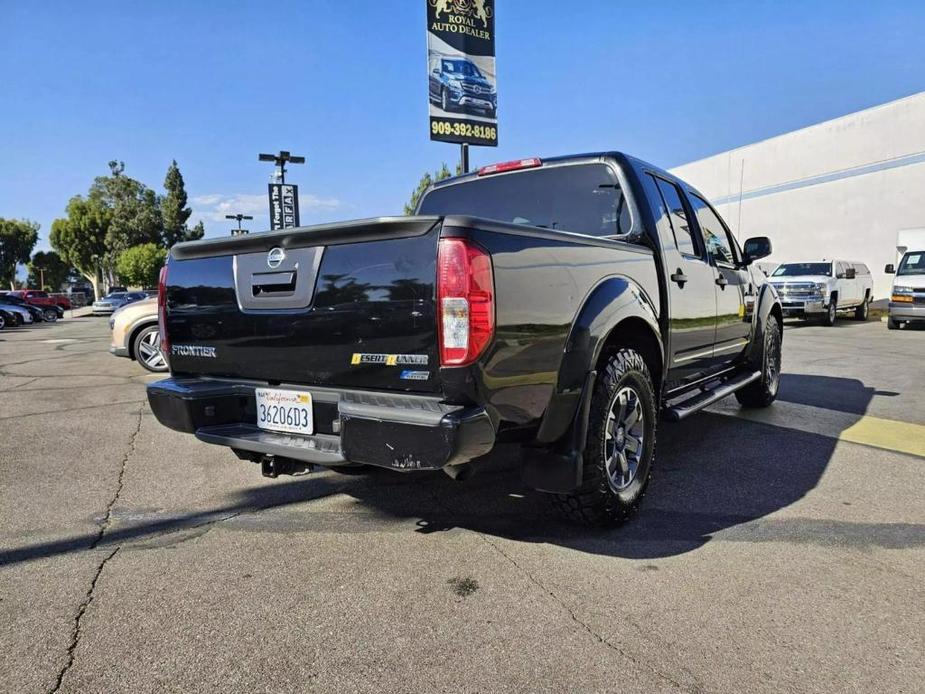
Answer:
[552, 348, 657, 527]
[854, 293, 869, 321]
[735, 315, 782, 408]
[823, 297, 837, 326]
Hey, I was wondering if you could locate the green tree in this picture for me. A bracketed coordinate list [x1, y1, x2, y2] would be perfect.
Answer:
[403, 162, 461, 215]
[50, 195, 111, 300]
[0, 218, 40, 290]
[27, 250, 71, 291]
[92, 171, 162, 257]
[115, 243, 167, 288]
[161, 160, 194, 247]
[187, 220, 205, 241]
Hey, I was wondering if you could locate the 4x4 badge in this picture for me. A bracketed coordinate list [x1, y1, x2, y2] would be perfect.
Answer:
[267, 247, 285, 269]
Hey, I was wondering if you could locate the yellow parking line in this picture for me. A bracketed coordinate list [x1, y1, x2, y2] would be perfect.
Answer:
[707, 399, 925, 459]
[839, 416, 925, 459]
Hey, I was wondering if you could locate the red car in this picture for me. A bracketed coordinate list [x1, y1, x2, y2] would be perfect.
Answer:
[6, 289, 72, 311]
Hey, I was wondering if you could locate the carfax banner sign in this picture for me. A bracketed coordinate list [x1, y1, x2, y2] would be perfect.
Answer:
[268, 183, 300, 230]
[426, 0, 498, 147]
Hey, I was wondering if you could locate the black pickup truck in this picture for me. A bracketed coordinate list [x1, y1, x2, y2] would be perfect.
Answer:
[148, 153, 781, 525]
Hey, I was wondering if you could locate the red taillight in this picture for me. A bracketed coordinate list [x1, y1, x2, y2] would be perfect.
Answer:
[157, 264, 170, 355]
[477, 157, 542, 176]
[436, 238, 494, 366]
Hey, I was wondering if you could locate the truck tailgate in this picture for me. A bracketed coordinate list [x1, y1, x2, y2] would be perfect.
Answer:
[164, 217, 441, 393]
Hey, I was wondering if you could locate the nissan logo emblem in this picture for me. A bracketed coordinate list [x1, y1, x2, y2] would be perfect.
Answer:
[267, 247, 285, 269]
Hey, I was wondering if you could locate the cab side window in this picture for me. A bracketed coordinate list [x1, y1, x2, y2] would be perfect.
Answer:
[651, 176, 699, 257]
[689, 194, 736, 266]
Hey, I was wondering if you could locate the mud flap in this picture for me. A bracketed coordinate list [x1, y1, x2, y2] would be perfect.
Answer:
[522, 370, 596, 494]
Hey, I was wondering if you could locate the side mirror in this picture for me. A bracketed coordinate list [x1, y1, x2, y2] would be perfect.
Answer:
[885, 264, 895, 274]
[845, 267, 856, 280]
[742, 236, 772, 265]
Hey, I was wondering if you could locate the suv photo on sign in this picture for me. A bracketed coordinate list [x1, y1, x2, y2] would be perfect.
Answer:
[427, 0, 497, 147]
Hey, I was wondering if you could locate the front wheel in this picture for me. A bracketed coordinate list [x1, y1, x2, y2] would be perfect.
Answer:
[553, 348, 657, 527]
[822, 300, 837, 326]
[42, 308, 58, 322]
[735, 315, 782, 408]
[0, 314, 5, 330]
[441, 88, 450, 112]
[133, 325, 168, 372]
[887, 318, 901, 330]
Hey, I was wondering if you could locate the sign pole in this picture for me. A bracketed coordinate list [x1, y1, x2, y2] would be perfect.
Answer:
[460, 143, 469, 174]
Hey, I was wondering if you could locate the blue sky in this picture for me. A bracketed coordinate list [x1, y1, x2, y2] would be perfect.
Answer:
[2, 0, 924, 255]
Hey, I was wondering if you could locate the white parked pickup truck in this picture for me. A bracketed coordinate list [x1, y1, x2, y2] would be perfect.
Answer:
[768, 260, 873, 326]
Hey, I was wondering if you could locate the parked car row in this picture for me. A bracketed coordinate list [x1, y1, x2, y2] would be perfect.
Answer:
[0, 291, 64, 327]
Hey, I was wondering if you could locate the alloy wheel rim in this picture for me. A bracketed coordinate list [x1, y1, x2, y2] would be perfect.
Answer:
[766, 327, 781, 394]
[604, 386, 645, 492]
[138, 330, 166, 369]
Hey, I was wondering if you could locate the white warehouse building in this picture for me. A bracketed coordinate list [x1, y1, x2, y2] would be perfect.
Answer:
[670, 91, 925, 299]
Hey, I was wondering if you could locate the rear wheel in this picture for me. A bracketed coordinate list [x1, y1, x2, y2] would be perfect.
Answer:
[133, 325, 168, 372]
[553, 348, 657, 526]
[42, 308, 58, 322]
[0, 314, 5, 330]
[735, 315, 782, 408]
[854, 294, 869, 321]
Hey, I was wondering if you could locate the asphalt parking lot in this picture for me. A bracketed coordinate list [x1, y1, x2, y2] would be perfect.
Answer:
[1, 315, 923, 693]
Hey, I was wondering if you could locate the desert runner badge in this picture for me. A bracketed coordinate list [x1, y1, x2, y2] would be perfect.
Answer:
[351, 353, 430, 366]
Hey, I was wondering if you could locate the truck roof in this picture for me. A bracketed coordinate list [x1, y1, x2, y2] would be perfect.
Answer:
[430, 151, 662, 185]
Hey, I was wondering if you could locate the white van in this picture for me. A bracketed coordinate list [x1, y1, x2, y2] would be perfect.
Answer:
[885, 243, 925, 330]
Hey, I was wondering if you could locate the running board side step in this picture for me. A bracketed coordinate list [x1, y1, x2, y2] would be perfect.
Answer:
[663, 371, 761, 422]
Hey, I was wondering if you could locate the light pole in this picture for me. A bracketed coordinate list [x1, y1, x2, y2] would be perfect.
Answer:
[225, 214, 254, 236]
[35, 266, 46, 290]
[258, 150, 305, 184]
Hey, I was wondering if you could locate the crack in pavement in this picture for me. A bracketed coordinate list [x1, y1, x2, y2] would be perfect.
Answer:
[48, 547, 120, 694]
[48, 406, 144, 694]
[418, 485, 695, 691]
[474, 531, 695, 692]
[0, 399, 145, 422]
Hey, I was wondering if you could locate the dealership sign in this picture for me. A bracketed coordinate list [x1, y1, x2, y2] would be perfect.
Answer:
[268, 183, 300, 230]
[426, 0, 497, 147]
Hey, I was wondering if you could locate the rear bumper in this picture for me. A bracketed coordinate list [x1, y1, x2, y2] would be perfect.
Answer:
[147, 378, 496, 472]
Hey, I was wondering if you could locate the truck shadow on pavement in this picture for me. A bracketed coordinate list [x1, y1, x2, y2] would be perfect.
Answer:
[3, 376, 922, 568]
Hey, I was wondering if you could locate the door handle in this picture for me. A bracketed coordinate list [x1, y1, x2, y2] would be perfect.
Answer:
[715, 275, 728, 288]
[670, 269, 688, 288]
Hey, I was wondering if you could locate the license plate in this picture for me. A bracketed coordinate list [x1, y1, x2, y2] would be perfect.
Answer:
[255, 388, 313, 435]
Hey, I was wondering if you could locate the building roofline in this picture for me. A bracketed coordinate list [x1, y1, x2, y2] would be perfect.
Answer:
[674, 90, 925, 170]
